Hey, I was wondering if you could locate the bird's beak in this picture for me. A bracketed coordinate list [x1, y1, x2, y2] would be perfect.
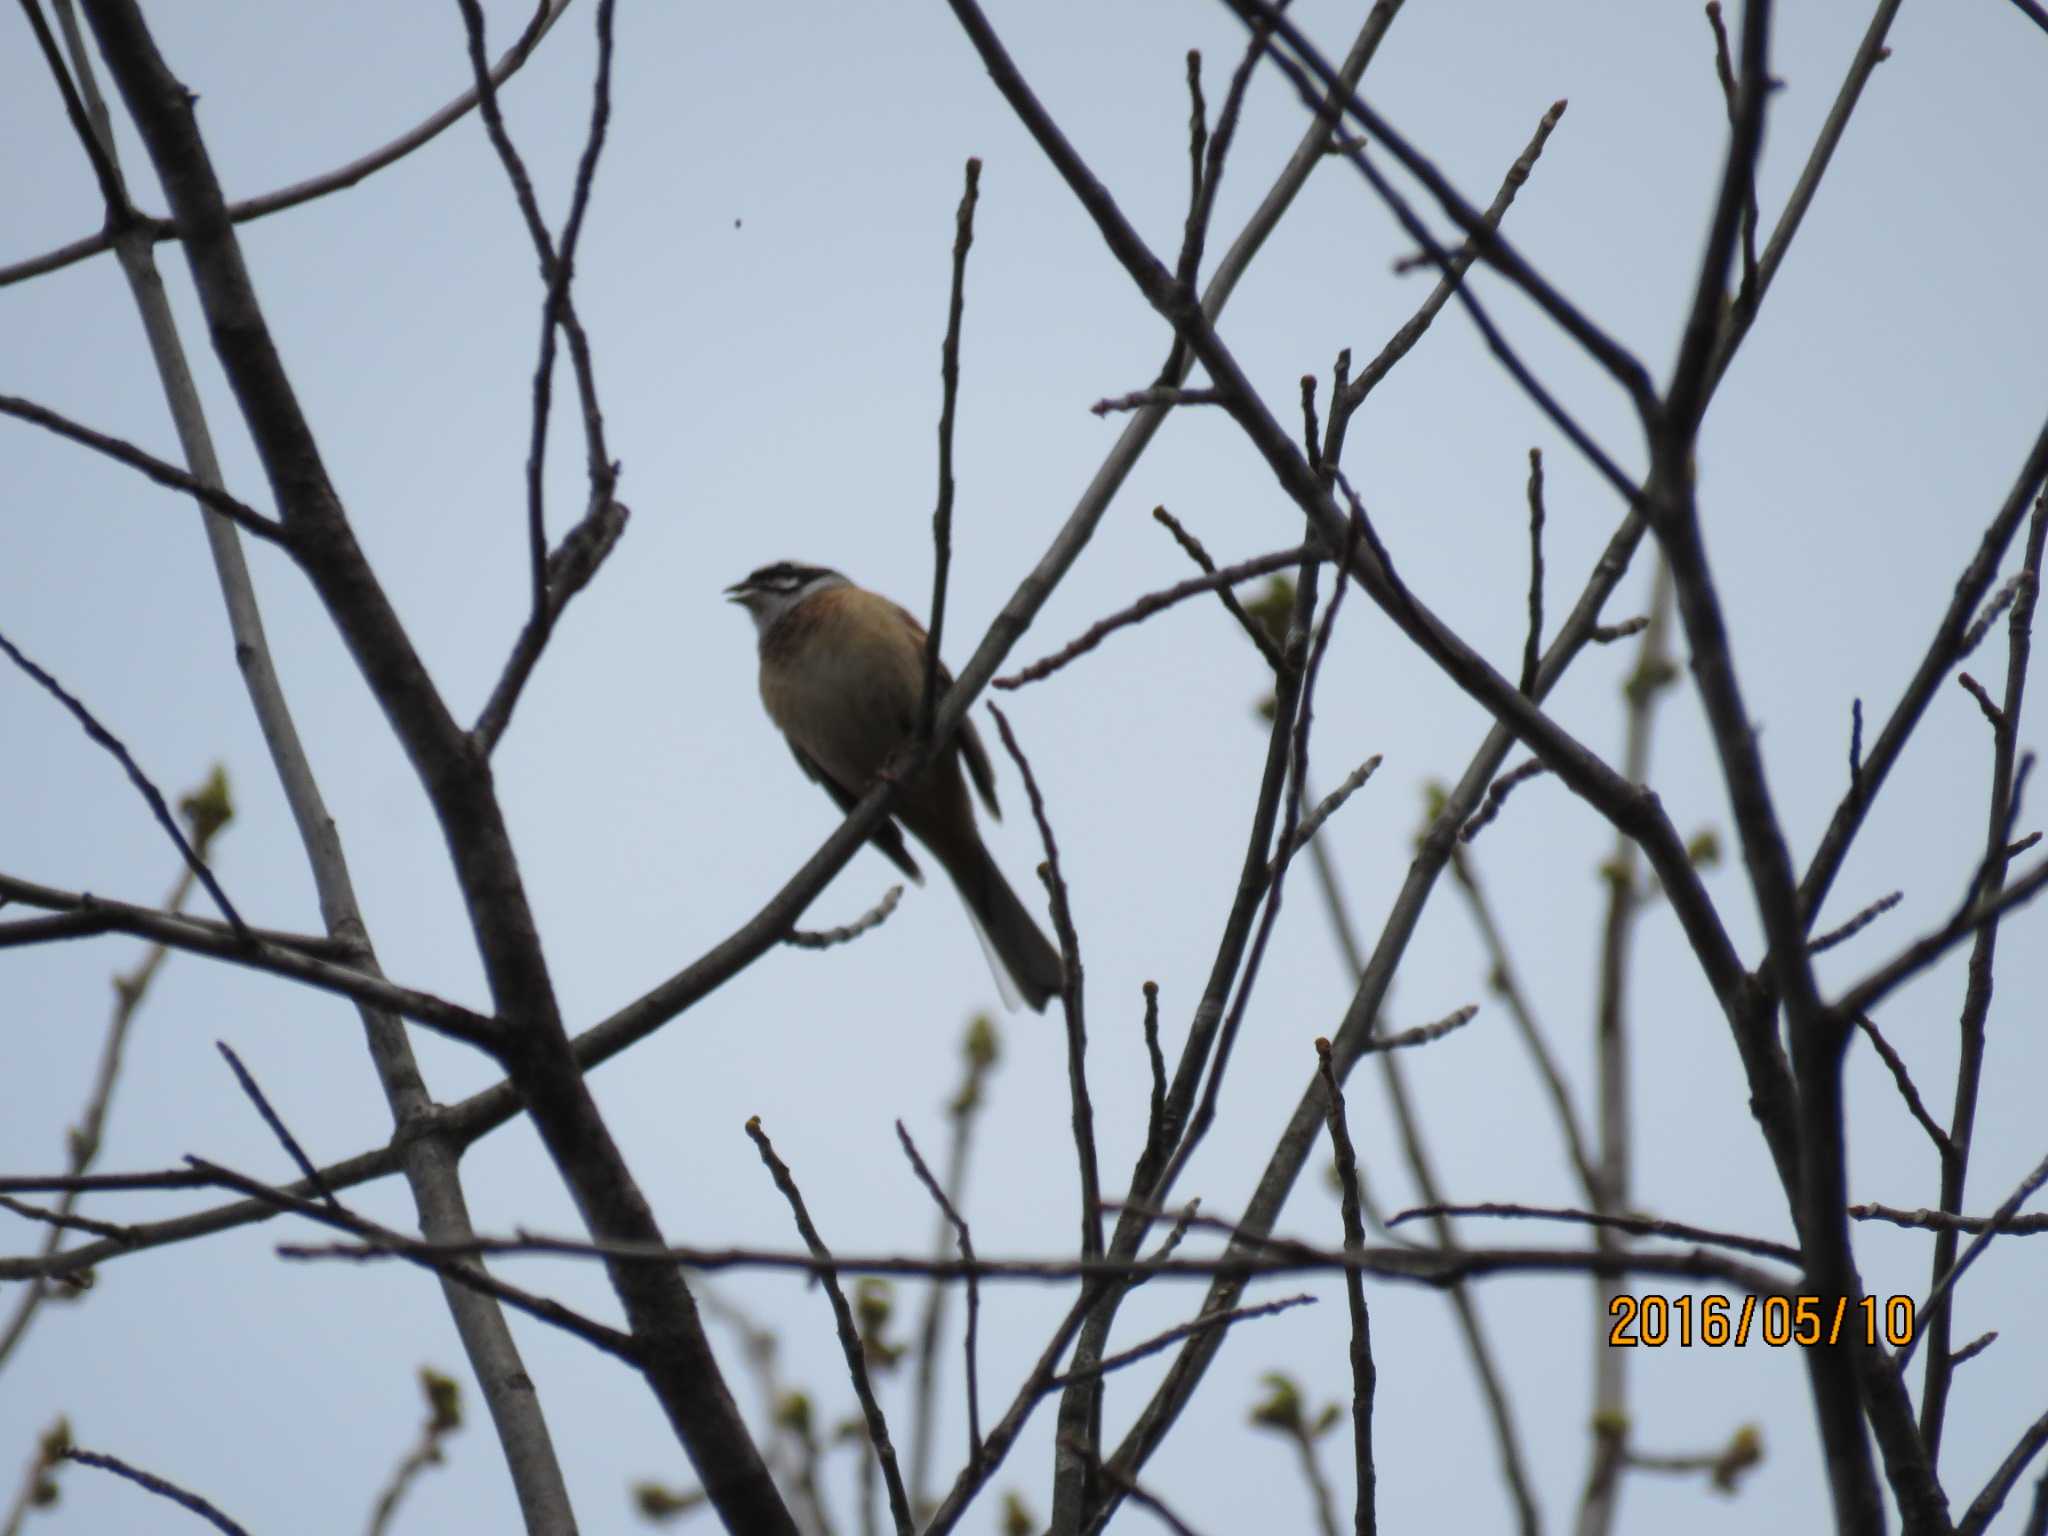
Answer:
[723, 581, 749, 602]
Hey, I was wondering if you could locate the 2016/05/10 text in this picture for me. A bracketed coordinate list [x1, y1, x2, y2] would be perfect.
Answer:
[1608, 1294, 1915, 1348]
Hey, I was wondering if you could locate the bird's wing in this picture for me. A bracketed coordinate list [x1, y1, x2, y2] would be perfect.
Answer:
[787, 739, 925, 884]
[889, 600, 1002, 821]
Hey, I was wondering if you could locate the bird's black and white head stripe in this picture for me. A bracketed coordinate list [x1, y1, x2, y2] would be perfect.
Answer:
[724, 560, 849, 634]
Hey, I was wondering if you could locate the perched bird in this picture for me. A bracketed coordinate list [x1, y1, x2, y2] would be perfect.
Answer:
[726, 560, 1065, 1012]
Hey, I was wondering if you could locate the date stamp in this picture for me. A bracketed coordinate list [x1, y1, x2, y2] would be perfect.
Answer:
[1608, 1294, 1915, 1348]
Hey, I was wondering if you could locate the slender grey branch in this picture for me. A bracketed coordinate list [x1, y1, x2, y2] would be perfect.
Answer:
[1852, 1016, 1953, 1157]
[215, 1041, 337, 1209]
[1831, 856, 2048, 1022]
[1152, 505, 1287, 672]
[1045, 1295, 1316, 1391]
[1092, 387, 1227, 415]
[895, 1120, 982, 1465]
[274, 1228, 1797, 1295]
[61, 1449, 249, 1536]
[746, 1120, 914, 1536]
[1316, 1040, 1377, 1536]
[189, 1158, 638, 1362]
[995, 547, 1314, 689]
[0, 625, 245, 934]
[0, 0, 575, 289]
[921, 157, 981, 743]
[1959, 1407, 2048, 1536]
[1809, 891, 1903, 954]
[1389, 1202, 1800, 1265]
[0, 874, 499, 1049]
[1902, 1147, 2048, 1372]
[1850, 1204, 2048, 1237]
[785, 885, 905, 950]
[0, 395, 285, 541]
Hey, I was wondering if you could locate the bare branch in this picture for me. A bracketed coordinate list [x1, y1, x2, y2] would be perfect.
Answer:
[1850, 1205, 2048, 1237]
[60, 1448, 249, 1536]
[1903, 1147, 2048, 1372]
[1458, 759, 1550, 843]
[1808, 891, 1903, 955]
[785, 885, 905, 951]
[1852, 1016, 1954, 1157]
[920, 157, 982, 743]
[746, 1120, 914, 1536]
[0, 0, 576, 289]
[1389, 1202, 1799, 1264]
[1151, 507, 1288, 672]
[994, 547, 1314, 689]
[214, 1041, 338, 1209]
[1519, 449, 1546, 695]
[275, 1228, 1797, 1296]
[1047, 1296, 1315, 1391]
[895, 1121, 982, 1466]
[0, 873, 499, 1050]
[0, 395, 286, 541]
[189, 1158, 638, 1362]
[0, 625, 245, 933]
[1316, 1040, 1377, 1536]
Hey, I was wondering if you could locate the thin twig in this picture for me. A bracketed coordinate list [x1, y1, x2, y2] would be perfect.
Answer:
[1830, 855, 2048, 1022]
[1808, 891, 1903, 954]
[1357, 1006, 1478, 1055]
[1447, 848, 1600, 1200]
[364, 1368, 463, 1536]
[1057, 1438, 1210, 1536]
[1590, 617, 1650, 644]
[1328, 97, 1569, 436]
[1268, 757, 1383, 879]
[0, 0, 575, 290]
[1316, 1041, 1377, 1536]
[922, 157, 982, 743]
[1704, 2, 1761, 294]
[908, 1017, 999, 1515]
[1091, 386, 1227, 416]
[987, 707, 1097, 1263]
[1141, 981, 1167, 1172]
[1960, 1406, 2048, 1536]
[995, 547, 1313, 689]
[1849, 1204, 2048, 1237]
[1458, 759, 1550, 843]
[1923, 495, 2048, 1460]
[1045, 1295, 1315, 1391]
[1520, 449, 1545, 695]
[0, 626, 244, 934]
[1151, 507, 1288, 672]
[1903, 1147, 2048, 1371]
[785, 885, 905, 950]
[0, 395, 285, 541]
[273, 1227, 1795, 1296]
[1388, 1202, 1800, 1265]
[61, 1449, 248, 1536]
[1851, 1015, 1953, 1157]
[895, 1121, 982, 1463]
[746, 1120, 913, 1536]
[0, 1193, 136, 1243]
[214, 1041, 337, 1209]
[472, 491, 631, 754]
[187, 1158, 637, 1361]
[0, 872, 496, 1048]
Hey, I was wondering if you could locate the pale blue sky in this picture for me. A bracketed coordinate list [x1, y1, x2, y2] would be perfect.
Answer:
[4, 3, 2046, 1533]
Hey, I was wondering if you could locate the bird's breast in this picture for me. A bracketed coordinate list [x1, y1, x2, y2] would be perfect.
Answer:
[759, 591, 925, 790]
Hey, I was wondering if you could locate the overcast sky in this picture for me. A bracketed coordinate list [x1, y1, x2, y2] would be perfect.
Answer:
[5, 2, 2047, 1533]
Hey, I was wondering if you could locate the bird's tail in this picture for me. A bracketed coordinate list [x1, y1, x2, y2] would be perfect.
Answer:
[941, 839, 1064, 1013]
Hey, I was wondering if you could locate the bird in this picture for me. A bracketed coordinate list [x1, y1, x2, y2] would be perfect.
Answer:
[725, 560, 1065, 1012]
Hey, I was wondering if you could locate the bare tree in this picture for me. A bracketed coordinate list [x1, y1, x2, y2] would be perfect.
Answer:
[4, 3, 2047, 1535]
